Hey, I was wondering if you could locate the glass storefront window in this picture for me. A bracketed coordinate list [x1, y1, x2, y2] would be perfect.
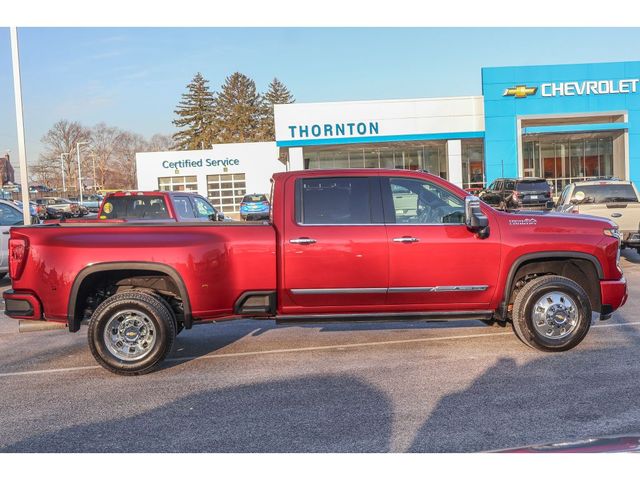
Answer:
[522, 135, 618, 194]
[462, 141, 485, 190]
[302, 142, 449, 179]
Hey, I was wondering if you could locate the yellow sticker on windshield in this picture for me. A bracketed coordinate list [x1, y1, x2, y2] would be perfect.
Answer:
[103, 202, 113, 214]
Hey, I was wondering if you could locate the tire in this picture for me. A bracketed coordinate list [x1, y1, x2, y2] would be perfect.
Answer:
[511, 275, 591, 352]
[0, 272, 6, 280]
[88, 290, 176, 375]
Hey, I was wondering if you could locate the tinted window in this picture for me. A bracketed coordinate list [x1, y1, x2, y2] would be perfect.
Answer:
[516, 181, 550, 192]
[571, 184, 639, 204]
[504, 180, 515, 191]
[173, 196, 196, 218]
[101, 196, 170, 219]
[388, 177, 464, 224]
[299, 178, 372, 225]
[0, 204, 22, 226]
[193, 196, 216, 218]
[242, 194, 268, 203]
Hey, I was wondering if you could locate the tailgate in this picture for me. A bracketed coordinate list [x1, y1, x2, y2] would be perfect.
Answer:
[580, 203, 640, 232]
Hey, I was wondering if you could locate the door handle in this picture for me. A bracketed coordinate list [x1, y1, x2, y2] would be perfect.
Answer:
[289, 237, 316, 245]
[393, 236, 419, 243]
[611, 213, 622, 218]
[1, 231, 9, 235]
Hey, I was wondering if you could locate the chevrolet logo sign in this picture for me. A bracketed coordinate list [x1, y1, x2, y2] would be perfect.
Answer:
[503, 85, 538, 98]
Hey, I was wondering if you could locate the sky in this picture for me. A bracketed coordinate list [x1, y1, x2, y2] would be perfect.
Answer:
[2, 27, 640, 179]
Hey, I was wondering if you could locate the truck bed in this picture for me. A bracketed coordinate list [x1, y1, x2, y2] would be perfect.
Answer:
[9, 222, 277, 322]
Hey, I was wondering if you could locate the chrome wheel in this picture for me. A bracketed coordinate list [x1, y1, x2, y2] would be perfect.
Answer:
[103, 309, 157, 361]
[531, 290, 579, 339]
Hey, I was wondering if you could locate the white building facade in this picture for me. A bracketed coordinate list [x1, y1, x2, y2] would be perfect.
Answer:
[136, 142, 285, 214]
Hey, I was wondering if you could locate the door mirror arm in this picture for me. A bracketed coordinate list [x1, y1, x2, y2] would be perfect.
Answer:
[465, 196, 490, 239]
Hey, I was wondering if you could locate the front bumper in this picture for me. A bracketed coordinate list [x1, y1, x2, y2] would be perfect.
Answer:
[599, 277, 628, 319]
[3, 289, 42, 320]
[622, 231, 640, 248]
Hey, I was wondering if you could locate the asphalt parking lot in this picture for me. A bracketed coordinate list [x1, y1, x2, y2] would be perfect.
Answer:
[1, 253, 640, 453]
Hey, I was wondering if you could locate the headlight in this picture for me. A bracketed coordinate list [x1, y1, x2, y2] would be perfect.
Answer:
[604, 228, 622, 265]
[604, 227, 621, 240]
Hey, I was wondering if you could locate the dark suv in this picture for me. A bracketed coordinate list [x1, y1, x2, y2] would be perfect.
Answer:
[480, 178, 554, 211]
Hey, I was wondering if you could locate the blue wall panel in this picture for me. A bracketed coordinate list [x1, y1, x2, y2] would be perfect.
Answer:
[482, 61, 640, 184]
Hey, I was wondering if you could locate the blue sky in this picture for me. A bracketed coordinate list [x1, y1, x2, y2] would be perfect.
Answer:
[2, 27, 640, 173]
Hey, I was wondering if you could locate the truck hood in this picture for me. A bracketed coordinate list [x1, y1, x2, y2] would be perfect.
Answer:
[498, 209, 617, 232]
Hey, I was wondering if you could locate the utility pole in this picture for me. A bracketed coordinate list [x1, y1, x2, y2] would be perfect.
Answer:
[76, 141, 88, 203]
[60, 152, 69, 193]
[9, 27, 30, 225]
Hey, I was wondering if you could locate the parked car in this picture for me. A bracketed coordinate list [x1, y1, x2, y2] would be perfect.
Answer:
[0, 199, 39, 279]
[98, 191, 226, 222]
[68, 194, 103, 214]
[555, 179, 640, 252]
[3, 169, 627, 375]
[29, 185, 52, 193]
[12, 200, 54, 221]
[479, 178, 554, 211]
[34, 197, 83, 218]
[240, 194, 270, 220]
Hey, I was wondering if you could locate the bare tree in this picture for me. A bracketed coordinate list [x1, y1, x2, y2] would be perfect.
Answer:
[90, 123, 125, 190]
[112, 132, 148, 189]
[36, 120, 91, 191]
[147, 133, 175, 152]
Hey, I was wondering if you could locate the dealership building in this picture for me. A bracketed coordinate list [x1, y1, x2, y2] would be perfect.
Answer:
[136, 60, 640, 215]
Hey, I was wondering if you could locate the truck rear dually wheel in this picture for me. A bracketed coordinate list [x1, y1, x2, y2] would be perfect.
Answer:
[511, 275, 591, 352]
[88, 291, 176, 375]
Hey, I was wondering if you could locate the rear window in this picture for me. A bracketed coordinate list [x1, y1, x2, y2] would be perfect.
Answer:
[101, 196, 170, 219]
[242, 195, 268, 203]
[516, 181, 550, 192]
[572, 184, 639, 204]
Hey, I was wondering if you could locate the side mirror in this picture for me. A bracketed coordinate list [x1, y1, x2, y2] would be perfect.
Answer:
[209, 212, 225, 222]
[465, 196, 490, 239]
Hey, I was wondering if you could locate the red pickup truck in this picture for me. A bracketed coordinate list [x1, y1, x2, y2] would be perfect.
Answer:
[3, 169, 628, 375]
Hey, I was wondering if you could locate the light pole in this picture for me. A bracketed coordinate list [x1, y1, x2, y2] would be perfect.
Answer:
[76, 141, 88, 203]
[60, 152, 69, 193]
[9, 27, 31, 225]
[89, 153, 97, 192]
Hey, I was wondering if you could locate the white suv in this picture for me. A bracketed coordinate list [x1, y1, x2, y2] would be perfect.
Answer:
[555, 179, 640, 251]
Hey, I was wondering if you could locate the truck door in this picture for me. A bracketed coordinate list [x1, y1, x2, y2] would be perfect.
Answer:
[280, 175, 388, 313]
[382, 175, 501, 310]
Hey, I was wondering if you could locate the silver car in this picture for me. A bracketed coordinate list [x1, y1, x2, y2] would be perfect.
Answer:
[0, 199, 36, 279]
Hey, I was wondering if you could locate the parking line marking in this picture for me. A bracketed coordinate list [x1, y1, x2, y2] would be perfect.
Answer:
[1, 321, 639, 378]
[0, 365, 101, 378]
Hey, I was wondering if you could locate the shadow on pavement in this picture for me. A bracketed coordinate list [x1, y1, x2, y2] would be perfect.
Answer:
[162, 317, 500, 371]
[1, 374, 393, 452]
[408, 321, 640, 452]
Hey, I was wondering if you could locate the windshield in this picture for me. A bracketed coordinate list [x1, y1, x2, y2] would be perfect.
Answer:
[572, 184, 639, 204]
[101, 195, 170, 219]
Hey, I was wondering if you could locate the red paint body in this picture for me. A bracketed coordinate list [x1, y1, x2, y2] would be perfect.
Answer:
[3, 169, 627, 326]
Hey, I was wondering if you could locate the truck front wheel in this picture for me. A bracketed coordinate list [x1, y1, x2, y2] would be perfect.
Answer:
[511, 275, 591, 352]
[88, 291, 176, 375]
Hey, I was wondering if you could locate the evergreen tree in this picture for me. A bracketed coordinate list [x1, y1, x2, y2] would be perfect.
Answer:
[172, 73, 216, 150]
[258, 78, 295, 140]
[213, 72, 264, 143]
